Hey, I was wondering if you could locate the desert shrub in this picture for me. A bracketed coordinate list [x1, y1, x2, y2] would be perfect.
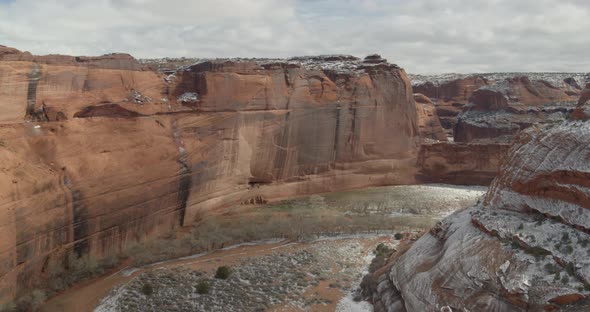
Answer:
[553, 271, 561, 282]
[374, 243, 392, 256]
[15, 289, 45, 312]
[561, 275, 570, 284]
[394, 233, 403, 240]
[215, 266, 232, 279]
[544, 263, 558, 274]
[524, 246, 550, 257]
[517, 223, 524, 230]
[566, 262, 576, 276]
[561, 232, 570, 243]
[141, 283, 154, 296]
[534, 214, 544, 225]
[196, 281, 210, 294]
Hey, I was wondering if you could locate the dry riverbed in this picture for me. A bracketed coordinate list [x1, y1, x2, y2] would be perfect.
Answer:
[41, 184, 486, 312]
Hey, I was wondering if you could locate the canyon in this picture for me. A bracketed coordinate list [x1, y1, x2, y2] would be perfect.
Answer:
[1, 44, 588, 312]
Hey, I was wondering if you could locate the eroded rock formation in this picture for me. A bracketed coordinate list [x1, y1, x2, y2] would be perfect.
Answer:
[414, 93, 447, 141]
[0, 48, 422, 302]
[413, 75, 490, 135]
[411, 73, 587, 142]
[454, 76, 581, 143]
[369, 118, 590, 311]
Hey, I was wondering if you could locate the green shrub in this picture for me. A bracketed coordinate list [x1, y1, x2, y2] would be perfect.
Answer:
[394, 233, 403, 240]
[561, 275, 569, 284]
[561, 232, 570, 243]
[553, 271, 561, 282]
[566, 262, 576, 276]
[374, 243, 392, 257]
[215, 266, 232, 279]
[196, 281, 210, 294]
[141, 283, 154, 296]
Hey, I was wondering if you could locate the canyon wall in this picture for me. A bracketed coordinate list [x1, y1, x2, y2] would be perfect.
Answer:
[413, 93, 446, 141]
[416, 142, 510, 185]
[411, 73, 587, 143]
[371, 107, 590, 310]
[0, 48, 421, 301]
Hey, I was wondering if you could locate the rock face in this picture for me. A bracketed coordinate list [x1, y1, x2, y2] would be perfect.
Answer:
[453, 76, 581, 143]
[373, 119, 590, 311]
[412, 73, 586, 142]
[0, 47, 421, 301]
[416, 142, 510, 185]
[572, 84, 590, 121]
[413, 76, 490, 135]
[414, 93, 447, 141]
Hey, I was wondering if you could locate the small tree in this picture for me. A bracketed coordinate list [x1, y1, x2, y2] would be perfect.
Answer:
[196, 281, 210, 294]
[141, 283, 154, 296]
[215, 266, 232, 279]
[394, 233, 403, 240]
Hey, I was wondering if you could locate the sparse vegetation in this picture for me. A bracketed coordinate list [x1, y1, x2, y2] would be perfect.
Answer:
[196, 281, 210, 294]
[374, 243, 393, 257]
[561, 232, 570, 243]
[14, 289, 46, 312]
[394, 233, 404, 240]
[533, 214, 544, 226]
[141, 283, 154, 296]
[561, 275, 570, 284]
[566, 262, 576, 276]
[0, 301, 16, 312]
[544, 263, 558, 274]
[215, 266, 232, 280]
[524, 246, 551, 259]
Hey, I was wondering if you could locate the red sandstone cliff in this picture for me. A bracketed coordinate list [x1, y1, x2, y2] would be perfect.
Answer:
[0, 48, 422, 302]
[413, 93, 447, 141]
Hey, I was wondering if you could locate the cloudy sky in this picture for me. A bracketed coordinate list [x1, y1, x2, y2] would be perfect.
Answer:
[0, 0, 588, 73]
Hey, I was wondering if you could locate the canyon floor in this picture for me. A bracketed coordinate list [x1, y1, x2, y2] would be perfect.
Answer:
[41, 184, 485, 312]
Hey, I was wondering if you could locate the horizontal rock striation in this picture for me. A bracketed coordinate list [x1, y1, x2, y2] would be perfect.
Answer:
[416, 141, 510, 185]
[0, 48, 422, 302]
[375, 118, 590, 311]
[411, 73, 587, 142]
[453, 76, 582, 143]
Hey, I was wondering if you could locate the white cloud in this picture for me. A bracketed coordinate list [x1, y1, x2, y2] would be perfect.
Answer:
[0, 0, 589, 73]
